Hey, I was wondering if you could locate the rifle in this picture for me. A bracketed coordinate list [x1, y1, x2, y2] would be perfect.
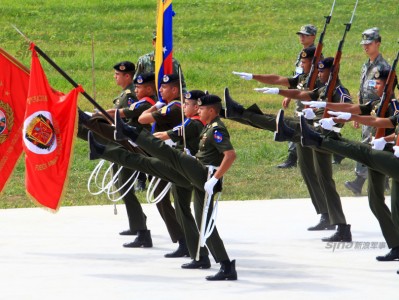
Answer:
[375, 47, 399, 139]
[305, 0, 336, 91]
[322, 0, 359, 118]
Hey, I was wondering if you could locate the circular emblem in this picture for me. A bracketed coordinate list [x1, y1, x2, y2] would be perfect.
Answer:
[185, 92, 191, 99]
[23, 111, 57, 154]
[137, 75, 143, 84]
[374, 71, 380, 79]
[163, 75, 169, 83]
[0, 101, 13, 144]
[197, 99, 202, 105]
[301, 51, 307, 58]
[119, 64, 126, 71]
[318, 62, 324, 69]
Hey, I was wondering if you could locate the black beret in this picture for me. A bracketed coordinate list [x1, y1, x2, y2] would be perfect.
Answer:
[184, 90, 206, 101]
[318, 57, 334, 70]
[300, 46, 316, 59]
[198, 94, 222, 106]
[161, 73, 179, 84]
[113, 61, 135, 73]
[134, 72, 155, 85]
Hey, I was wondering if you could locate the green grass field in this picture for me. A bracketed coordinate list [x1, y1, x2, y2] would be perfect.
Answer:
[1, 0, 398, 208]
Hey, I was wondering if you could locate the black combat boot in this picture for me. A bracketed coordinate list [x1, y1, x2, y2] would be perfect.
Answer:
[376, 246, 399, 261]
[224, 87, 244, 118]
[276, 151, 297, 169]
[164, 239, 189, 258]
[88, 131, 105, 160]
[123, 230, 153, 248]
[274, 109, 296, 142]
[299, 115, 322, 147]
[206, 259, 237, 281]
[114, 109, 142, 141]
[181, 256, 211, 269]
[307, 213, 336, 231]
[344, 175, 366, 196]
[119, 229, 137, 236]
[321, 224, 352, 242]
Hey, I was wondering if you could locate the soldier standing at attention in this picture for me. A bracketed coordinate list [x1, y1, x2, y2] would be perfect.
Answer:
[345, 28, 391, 196]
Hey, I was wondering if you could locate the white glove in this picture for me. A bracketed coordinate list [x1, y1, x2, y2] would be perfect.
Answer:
[232, 71, 253, 80]
[204, 176, 218, 196]
[328, 111, 352, 120]
[371, 137, 387, 150]
[253, 87, 279, 94]
[155, 101, 166, 109]
[301, 101, 326, 108]
[319, 118, 337, 130]
[393, 146, 399, 158]
[302, 108, 316, 120]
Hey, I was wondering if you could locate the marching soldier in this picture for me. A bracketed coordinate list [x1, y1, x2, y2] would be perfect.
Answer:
[154, 90, 212, 268]
[138, 73, 188, 258]
[88, 94, 238, 280]
[299, 68, 399, 261]
[277, 24, 317, 169]
[232, 47, 339, 234]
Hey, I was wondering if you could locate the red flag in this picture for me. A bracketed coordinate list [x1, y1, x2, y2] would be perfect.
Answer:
[23, 44, 82, 210]
[0, 48, 30, 193]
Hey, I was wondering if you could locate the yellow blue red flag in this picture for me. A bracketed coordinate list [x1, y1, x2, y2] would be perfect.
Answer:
[155, 0, 174, 102]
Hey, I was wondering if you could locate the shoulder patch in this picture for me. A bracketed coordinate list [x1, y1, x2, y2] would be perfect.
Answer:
[213, 130, 223, 143]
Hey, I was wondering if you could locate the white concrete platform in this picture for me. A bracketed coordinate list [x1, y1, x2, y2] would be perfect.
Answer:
[0, 197, 398, 299]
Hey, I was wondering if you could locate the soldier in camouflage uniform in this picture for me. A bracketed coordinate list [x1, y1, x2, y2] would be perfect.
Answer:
[277, 24, 317, 169]
[134, 31, 187, 93]
[345, 28, 391, 196]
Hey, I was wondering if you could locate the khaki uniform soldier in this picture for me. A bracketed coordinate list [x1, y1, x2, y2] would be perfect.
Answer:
[134, 31, 187, 93]
[232, 47, 341, 234]
[299, 68, 399, 262]
[345, 28, 391, 196]
[88, 94, 238, 281]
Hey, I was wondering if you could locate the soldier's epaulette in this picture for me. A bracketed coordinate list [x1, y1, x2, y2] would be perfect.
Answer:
[212, 122, 219, 128]
[125, 89, 131, 94]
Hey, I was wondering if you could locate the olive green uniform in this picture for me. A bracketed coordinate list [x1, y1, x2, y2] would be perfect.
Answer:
[98, 116, 233, 262]
[150, 100, 186, 243]
[167, 116, 208, 258]
[318, 120, 399, 248]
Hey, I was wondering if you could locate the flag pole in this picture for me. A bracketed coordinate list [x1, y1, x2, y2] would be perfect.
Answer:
[11, 24, 114, 124]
